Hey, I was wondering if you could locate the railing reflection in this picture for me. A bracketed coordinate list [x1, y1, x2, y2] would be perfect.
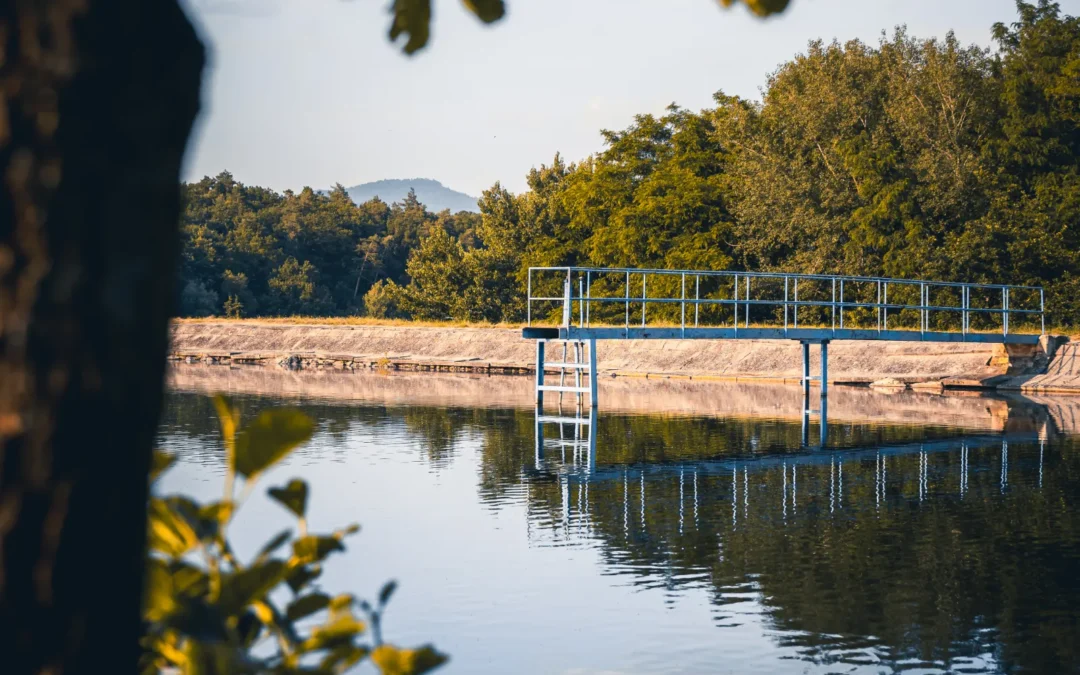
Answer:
[532, 398, 1054, 538]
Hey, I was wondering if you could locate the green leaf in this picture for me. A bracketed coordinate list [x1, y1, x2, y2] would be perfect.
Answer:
[370, 644, 448, 675]
[150, 449, 176, 483]
[388, 0, 431, 55]
[328, 594, 354, 613]
[254, 529, 293, 565]
[183, 639, 257, 675]
[718, 0, 791, 18]
[292, 536, 345, 565]
[286, 565, 323, 594]
[379, 580, 397, 607]
[233, 408, 314, 479]
[217, 560, 288, 615]
[300, 614, 366, 653]
[286, 592, 331, 622]
[212, 394, 241, 448]
[268, 479, 309, 518]
[320, 644, 369, 672]
[172, 561, 210, 599]
[461, 0, 505, 23]
[147, 498, 199, 558]
[144, 558, 179, 622]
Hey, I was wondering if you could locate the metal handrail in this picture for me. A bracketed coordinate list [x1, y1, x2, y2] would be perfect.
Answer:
[526, 266, 1046, 337]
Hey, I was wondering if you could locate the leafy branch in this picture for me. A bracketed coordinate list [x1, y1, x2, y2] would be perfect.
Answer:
[141, 395, 447, 675]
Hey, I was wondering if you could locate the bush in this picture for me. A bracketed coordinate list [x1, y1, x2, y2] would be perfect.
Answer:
[179, 280, 219, 317]
[363, 280, 410, 319]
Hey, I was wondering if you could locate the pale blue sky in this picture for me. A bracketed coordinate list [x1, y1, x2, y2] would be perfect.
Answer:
[179, 0, 1079, 197]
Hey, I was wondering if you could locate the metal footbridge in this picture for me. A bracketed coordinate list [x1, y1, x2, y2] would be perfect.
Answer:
[523, 267, 1045, 407]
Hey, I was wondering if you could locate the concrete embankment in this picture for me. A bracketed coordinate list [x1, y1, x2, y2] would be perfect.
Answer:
[169, 321, 1077, 392]
[166, 365, 1075, 436]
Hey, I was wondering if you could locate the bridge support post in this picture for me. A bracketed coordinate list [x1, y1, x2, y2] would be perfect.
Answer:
[820, 341, 829, 397]
[801, 342, 810, 396]
[535, 340, 545, 406]
[589, 338, 599, 408]
[819, 395, 828, 447]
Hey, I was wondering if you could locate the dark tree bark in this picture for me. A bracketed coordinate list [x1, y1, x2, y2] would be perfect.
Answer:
[0, 1, 203, 673]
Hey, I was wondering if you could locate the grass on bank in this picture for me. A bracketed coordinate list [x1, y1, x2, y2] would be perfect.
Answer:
[173, 316, 522, 329]
[173, 315, 1069, 337]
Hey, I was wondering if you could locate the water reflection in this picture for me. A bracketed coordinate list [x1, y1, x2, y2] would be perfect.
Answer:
[159, 386, 1080, 674]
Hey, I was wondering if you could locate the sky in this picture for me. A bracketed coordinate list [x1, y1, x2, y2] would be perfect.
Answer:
[179, 0, 1080, 197]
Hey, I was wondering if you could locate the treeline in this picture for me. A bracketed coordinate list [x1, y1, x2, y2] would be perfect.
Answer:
[179, 2, 1080, 325]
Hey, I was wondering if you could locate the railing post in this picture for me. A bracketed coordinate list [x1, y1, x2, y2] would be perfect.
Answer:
[839, 279, 845, 330]
[794, 278, 799, 328]
[883, 282, 888, 331]
[920, 283, 926, 334]
[578, 275, 584, 328]
[1041, 287, 1045, 335]
[695, 275, 700, 327]
[562, 277, 572, 328]
[624, 271, 630, 338]
[585, 271, 591, 327]
[962, 285, 968, 335]
[734, 275, 739, 335]
[831, 278, 836, 333]
[876, 281, 881, 332]
[1003, 287, 1009, 336]
[681, 273, 686, 337]
[745, 275, 751, 329]
[641, 273, 647, 328]
[784, 276, 789, 333]
[527, 270, 532, 326]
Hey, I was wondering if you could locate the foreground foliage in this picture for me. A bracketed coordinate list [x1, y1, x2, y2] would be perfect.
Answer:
[142, 396, 447, 674]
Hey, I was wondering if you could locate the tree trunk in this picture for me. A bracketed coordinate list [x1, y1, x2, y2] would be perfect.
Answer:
[0, 1, 204, 673]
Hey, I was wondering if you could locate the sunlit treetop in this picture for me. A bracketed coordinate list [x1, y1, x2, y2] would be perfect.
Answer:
[389, 0, 792, 54]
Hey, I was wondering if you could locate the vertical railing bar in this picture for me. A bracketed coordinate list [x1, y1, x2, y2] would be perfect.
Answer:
[745, 276, 751, 328]
[794, 278, 799, 328]
[527, 269, 532, 326]
[831, 278, 836, 333]
[578, 274, 584, 328]
[585, 271, 591, 327]
[1041, 288, 1045, 335]
[1003, 287, 1009, 336]
[681, 273, 686, 338]
[695, 275, 700, 328]
[641, 273, 647, 328]
[840, 279, 845, 330]
[876, 281, 881, 332]
[734, 274, 739, 335]
[624, 271, 629, 338]
[963, 285, 968, 335]
[883, 282, 888, 331]
[784, 276, 789, 333]
[921, 282, 926, 334]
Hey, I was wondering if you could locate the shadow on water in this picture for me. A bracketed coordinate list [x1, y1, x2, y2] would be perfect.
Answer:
[159, 374, 1080, 674]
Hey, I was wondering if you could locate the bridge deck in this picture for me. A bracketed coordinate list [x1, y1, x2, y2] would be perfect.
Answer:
[540, 326, 1041, 344]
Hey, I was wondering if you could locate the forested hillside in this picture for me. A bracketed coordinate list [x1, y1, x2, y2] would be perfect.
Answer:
[178, 2, 1080, 325]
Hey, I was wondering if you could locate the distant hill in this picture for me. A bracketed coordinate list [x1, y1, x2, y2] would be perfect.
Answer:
[344, 178, 479, 213]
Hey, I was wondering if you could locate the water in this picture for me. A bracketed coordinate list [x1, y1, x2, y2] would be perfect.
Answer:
[157, 373, 1080, 674]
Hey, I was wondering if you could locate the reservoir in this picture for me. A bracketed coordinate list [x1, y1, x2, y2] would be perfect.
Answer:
[157, 368, 1080, 674]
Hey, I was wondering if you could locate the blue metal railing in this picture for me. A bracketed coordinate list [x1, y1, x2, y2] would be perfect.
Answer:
[526, 267, 1045, 338]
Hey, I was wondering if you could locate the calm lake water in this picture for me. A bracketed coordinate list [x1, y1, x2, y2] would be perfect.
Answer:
[158, 372, 1080, 674]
